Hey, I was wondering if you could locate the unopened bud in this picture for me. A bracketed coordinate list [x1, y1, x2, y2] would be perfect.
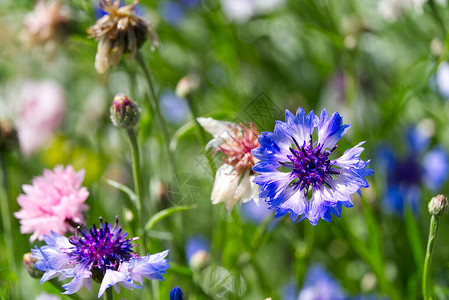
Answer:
[428, 194, 448, 216]
[110, 94, 140, 129]
[0, 120, 18, 151]
[175, 73, 200, 98]
[23, 252, 44, 278]
[169, 286, 184, 300]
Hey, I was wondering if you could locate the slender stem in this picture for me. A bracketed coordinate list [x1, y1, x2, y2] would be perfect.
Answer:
[187, 97, 216, 175]
[104, 287, 113, 300]
[423, 215, 439, 300]
[0, 151, 16, 274]
[126, 129, 147, 253]
[135, 51, 176, 177]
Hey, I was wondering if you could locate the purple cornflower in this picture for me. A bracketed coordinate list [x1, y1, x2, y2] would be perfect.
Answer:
[31, 217, 170, 298]
[252, 107, 373, 225]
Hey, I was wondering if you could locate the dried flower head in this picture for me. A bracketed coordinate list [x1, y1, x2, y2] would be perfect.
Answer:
[87, 0, 160, 74]
[14, 165, 89, 242]
[21, 0, 70, 54]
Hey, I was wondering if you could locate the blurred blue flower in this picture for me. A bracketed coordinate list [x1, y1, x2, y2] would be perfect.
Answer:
[169, 286, 184, 300]
[436, 61, 449, 99]
[185, 235, 209, 269]
[160, 90, 190, 125]
[298, 265, 345, 300]
[158, 0, 201, 25]
[252, 107, 373, 225]
[282, 280, 297, 300]
[159, 1, 185, 25]
[32, 218, 170, 298]
[379, 126, 449, 215]
[241, 199, 272, 224]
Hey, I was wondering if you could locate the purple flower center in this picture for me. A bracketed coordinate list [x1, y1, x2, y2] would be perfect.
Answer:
[69, 218, 137, 278]
[281, 136, 340, 195]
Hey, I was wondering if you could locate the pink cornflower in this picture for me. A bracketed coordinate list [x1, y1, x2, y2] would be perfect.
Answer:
[17, 80, 65, 156]
[14, 165, 89, 242]
[198, 117, 260, 212]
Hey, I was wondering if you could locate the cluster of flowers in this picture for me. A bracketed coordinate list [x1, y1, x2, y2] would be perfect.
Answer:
[11, 0, 382, 298]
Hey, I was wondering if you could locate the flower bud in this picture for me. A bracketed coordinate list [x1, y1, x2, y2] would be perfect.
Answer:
[23, 252, 44, 278]
[175, 73, 200, 99]
[169, 286, 184, 300]
[110, 94, 140, 129]
[0, 120, 18, 151]
[428, 194, 448, 216]
[186, 236, 210, 270]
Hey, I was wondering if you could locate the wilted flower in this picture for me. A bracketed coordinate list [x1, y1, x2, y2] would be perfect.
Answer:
[170, 286, 184, 300]
[252, 107, 373, 225]
[198, 117, 260, 212]
[378, 124, 449, 215]
[14, 165, 89, 242]
[110, 93, 141, 129]
[17, 80, 65, 156]
[32, 218, 170, 298]
[298, 265, 345, 300]
[87, 0, 160, 74]
[21, 0, 70, 53]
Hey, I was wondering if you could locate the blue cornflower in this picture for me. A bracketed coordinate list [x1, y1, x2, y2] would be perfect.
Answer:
[378, 126, 449, 215]
[31, 217, 170, 298]
[170, 286, 184, 300]
[252, 107, 373, 225]
[298, 265, 345, 300]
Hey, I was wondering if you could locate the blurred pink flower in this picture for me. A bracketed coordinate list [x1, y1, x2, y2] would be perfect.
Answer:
[17, 80, 65, 156]
[14, 165, 89, 242]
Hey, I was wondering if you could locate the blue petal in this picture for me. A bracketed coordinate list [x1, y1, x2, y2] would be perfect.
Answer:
[422, 147, 449, 191]
[317, 109, 351, 149]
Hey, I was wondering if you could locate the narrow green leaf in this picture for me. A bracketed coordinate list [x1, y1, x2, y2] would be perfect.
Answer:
[101, 177, 138, 209]
[145, 205, 196, 231]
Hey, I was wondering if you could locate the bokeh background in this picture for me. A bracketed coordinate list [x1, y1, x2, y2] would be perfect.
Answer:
[2, 0, 449, 299]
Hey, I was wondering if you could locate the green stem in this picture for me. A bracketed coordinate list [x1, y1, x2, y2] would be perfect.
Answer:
[0, 151, 16, 274]
[135, 51, 176, 177]
[187, 97, 216, 175]
[423, 215, 439, 300]
[337, 220, 400, 300]
[104, 287, 113, 300]
[126, 129, 147, 253]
